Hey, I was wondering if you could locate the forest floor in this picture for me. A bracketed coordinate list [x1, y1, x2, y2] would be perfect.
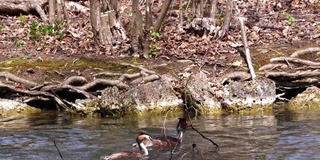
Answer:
[0, 0, 320, 79]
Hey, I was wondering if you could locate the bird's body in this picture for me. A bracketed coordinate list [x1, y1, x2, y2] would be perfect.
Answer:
[133, 118, 187, 148]
[101, 133, 152, 160]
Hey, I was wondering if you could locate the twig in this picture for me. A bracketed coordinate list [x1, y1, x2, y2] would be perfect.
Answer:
[183, 74, 219, 152]
[190, 124, 219, 151]
[54, 141, 64, 160]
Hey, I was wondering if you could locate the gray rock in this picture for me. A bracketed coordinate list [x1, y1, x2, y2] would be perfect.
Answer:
[98, 77, 183, 115]
[0, 98, 40, 116]
[222, 76, 276, 110]
[183, 72, 221, 110]
[289, 86, 320, 109]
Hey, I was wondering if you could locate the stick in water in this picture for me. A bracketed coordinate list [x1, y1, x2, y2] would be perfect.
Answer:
[54, 140, 64, 160]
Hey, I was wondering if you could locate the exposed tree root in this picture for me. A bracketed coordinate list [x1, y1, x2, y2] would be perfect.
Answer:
[290, 47, 320, 57]
[0, 83, 68, 110]
[0, 0, 48, 22]
[270, 57, 320, 66]
[78, 78, 129, 91]
[0, 64, 159, 113]
[0, 72, 38, 88]
[261, 47, 320, 90]
[62, 76, 88, 86]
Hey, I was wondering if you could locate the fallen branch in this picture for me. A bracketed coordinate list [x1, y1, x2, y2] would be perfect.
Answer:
[53, 140, 64, 160]
[270, 57, 320, 66]
[290, 47, 320, 57]
[259, 63, 287, 71]
[238, 17, 256, 80]
[190, 124, 219, 151]
[265, 70, 320, 78]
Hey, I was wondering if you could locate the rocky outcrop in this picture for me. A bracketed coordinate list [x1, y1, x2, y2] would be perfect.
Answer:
[288, 86, 320, 109]
[74, 77, 183, 116]
[0, 98, 41, 116]
[222, 76, 276, 111]
[181, 72, 221, 112]
[0, 58, 280, 117]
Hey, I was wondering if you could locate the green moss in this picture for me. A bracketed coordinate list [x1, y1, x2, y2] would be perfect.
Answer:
[0, 59, 67, 72]
[0, 106, 41, 117]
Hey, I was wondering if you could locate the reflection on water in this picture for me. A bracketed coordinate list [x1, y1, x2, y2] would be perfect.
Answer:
[0, 107, 320, 160]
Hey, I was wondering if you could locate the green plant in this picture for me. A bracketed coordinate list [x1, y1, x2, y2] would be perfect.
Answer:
[283, 12, 295, 26]
[30, 22, 38, 32]
[220, 17, 225, 24]
[15, 40, 25, 46]
[0, 26, 3, 32]
[19, 13, 26, 23]
[39, 25, 48, 35]
[100, 6, 106, 13]
[31, 33, 40, 41]
[47, 25, 55, 36]
[59, 32, 64, 39]
[149, 44, 160, 58]
[187, 15, 194, 22]
[28, 20, 65, 41]
[151, 31, 162, 38]
[54, 20, 63, 30]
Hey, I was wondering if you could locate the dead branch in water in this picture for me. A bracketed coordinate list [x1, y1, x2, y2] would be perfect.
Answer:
[182, 74, 219, 152]
[53, 140, 64, 160]
[190, 124, 219, 151]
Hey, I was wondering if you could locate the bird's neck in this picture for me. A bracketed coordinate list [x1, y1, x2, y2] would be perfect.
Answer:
[178, 131, 184, 143]
[140, 142, 149, 155]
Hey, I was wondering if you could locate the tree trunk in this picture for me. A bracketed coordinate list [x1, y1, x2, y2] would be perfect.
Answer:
[90, 0, 101, 46]
[179, 0, 183, 27]
[210, 0, 217, 21]
[49, 0, 55, 23]
[142, 0, 152, 58]
[221, 0, 233, 36]
[199, 0, 204, 17]
[60, 0, 70, 26]
[130, 0, 143, 57]
[154, 0, 173, 33]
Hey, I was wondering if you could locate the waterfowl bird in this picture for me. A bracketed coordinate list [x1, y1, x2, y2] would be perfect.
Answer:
[133, 118, 187, 148]
[101, 133, 152, 160]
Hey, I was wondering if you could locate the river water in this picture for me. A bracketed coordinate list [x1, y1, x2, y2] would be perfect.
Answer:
[0, 107, 320, 160]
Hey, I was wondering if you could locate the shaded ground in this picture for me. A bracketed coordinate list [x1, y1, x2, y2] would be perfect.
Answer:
[0, 0, 320, 80]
